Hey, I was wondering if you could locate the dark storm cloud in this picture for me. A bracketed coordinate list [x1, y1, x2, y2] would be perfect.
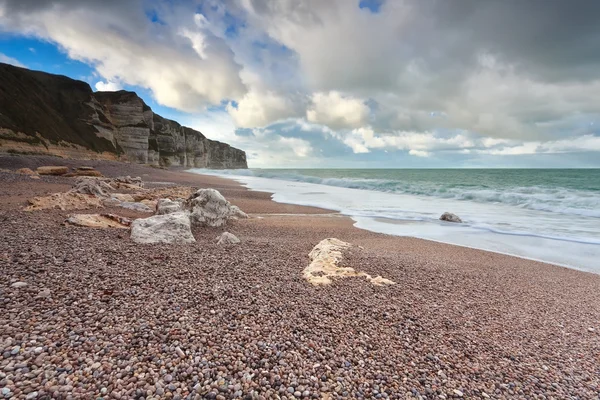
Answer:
[414, 0, 600, 81]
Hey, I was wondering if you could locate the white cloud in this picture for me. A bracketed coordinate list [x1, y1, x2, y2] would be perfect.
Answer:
[226, 90, 300, 128]
[94, 80, 122, 92]
[0, 5, 246, 112]
[279, 136, 312, 157]
[307, 91, 370, 129]
[1, 0, 600, 166]
[409, 149, 430, 157]
[0, 52, 24, 67]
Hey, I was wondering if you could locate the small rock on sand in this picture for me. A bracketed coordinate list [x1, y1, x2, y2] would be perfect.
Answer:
[440, 212, 462, 223]
[217, 232, 240, 245]
[16, 168, 37, 175]
[11, 281, 28, 288]
[65, 213, 132, 229]
[36, 166, 69, 175]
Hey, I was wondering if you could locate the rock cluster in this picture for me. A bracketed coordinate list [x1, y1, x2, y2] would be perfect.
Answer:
[26, 177, 148, 212]
[131, 189, 247, 244]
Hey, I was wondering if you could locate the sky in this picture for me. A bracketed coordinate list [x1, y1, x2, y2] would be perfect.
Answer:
[1, 0, 599, 168]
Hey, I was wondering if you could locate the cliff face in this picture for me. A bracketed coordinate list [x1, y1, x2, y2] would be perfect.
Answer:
[0, 63, 247, 169]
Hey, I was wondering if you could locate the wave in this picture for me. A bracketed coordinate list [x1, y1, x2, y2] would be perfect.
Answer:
[192, 168, 600, 219]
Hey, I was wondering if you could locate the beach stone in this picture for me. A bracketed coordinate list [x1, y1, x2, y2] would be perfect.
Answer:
[440, 212, 462, 223]
[156, 198, 184, 215]
[16, 168, 37, 175]
[65, 213, 132, 229]
[111, 193, 136, 202]
[119, 201, 153, 213]
[304, 238, 395, 286]
[36, 288, 51, 298]
[130, 212, 195, 244]
[11, 281, 28, 288]
[64, 168, 103, 177]
[216, 232, 240, 246]
[70, 178, 113, 197]
[36, 166, 68, 175]
[187, 189, 247, 227]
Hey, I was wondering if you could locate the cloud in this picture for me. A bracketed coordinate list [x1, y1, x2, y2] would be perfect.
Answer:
[1, 0, 600, 166]
[409, 149, 430, 157]
[278, 136, 312, 157]
[94, 80, 122, 92]
[0, 52, 25, 67]
[307, 91, 370, 129]
[0, 0, 246, 112]
[226, 90, 301, 128]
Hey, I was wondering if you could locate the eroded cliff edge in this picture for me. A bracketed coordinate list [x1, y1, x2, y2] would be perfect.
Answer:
[0, 63, 247, 169]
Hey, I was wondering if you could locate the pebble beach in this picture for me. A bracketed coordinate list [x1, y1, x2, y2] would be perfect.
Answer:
[1, 156, 599, 399]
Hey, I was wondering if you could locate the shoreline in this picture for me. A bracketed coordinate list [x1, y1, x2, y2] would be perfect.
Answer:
[188, 168, 599, 275]
[2, 155, 600, 398]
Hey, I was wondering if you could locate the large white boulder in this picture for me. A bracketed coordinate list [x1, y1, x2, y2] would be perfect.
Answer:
[440, 212, 462, 223]
[130, 212, 195, 244]
[187, 189, 247, 227]
[156, 198, 184, 215]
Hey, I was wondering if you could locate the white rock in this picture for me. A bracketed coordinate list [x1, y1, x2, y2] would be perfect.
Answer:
[440, 212, 462, 223]
[11, 281, 28, 288]
[187, 189, 247, 227]
[70, 178, 113, 197]
[217, 232, 240, 245]
[111, 193, 136, 202]
[304, 238, 395, 286]
[119, 201, 153, 213]
[36, 288, 51, 298]
[156, 198, 184, 215]
[130, 212, 196, 244]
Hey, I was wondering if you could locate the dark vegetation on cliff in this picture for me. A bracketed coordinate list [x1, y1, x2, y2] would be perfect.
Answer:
[0, 63, 247, 168]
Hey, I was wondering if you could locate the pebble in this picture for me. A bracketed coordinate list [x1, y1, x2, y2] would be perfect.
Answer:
[10, 281, 27, 288]
[1, 168, 599, 400]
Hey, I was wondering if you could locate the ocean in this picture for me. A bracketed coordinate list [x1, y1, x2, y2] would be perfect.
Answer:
[189, 168, 600, 273]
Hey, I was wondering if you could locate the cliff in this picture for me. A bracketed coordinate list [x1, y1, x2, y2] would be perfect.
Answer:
[0, 63, 247, 168]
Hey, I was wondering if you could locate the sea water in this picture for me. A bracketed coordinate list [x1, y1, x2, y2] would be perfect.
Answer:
[189, 169, 600, 273]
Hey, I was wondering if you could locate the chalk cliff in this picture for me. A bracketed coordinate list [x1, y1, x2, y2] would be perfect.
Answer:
[0, 63, 247, 168]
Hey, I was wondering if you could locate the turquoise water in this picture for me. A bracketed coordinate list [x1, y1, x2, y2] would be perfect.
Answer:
[213, 169, 600, 218]
[192, 168, 600, 272]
